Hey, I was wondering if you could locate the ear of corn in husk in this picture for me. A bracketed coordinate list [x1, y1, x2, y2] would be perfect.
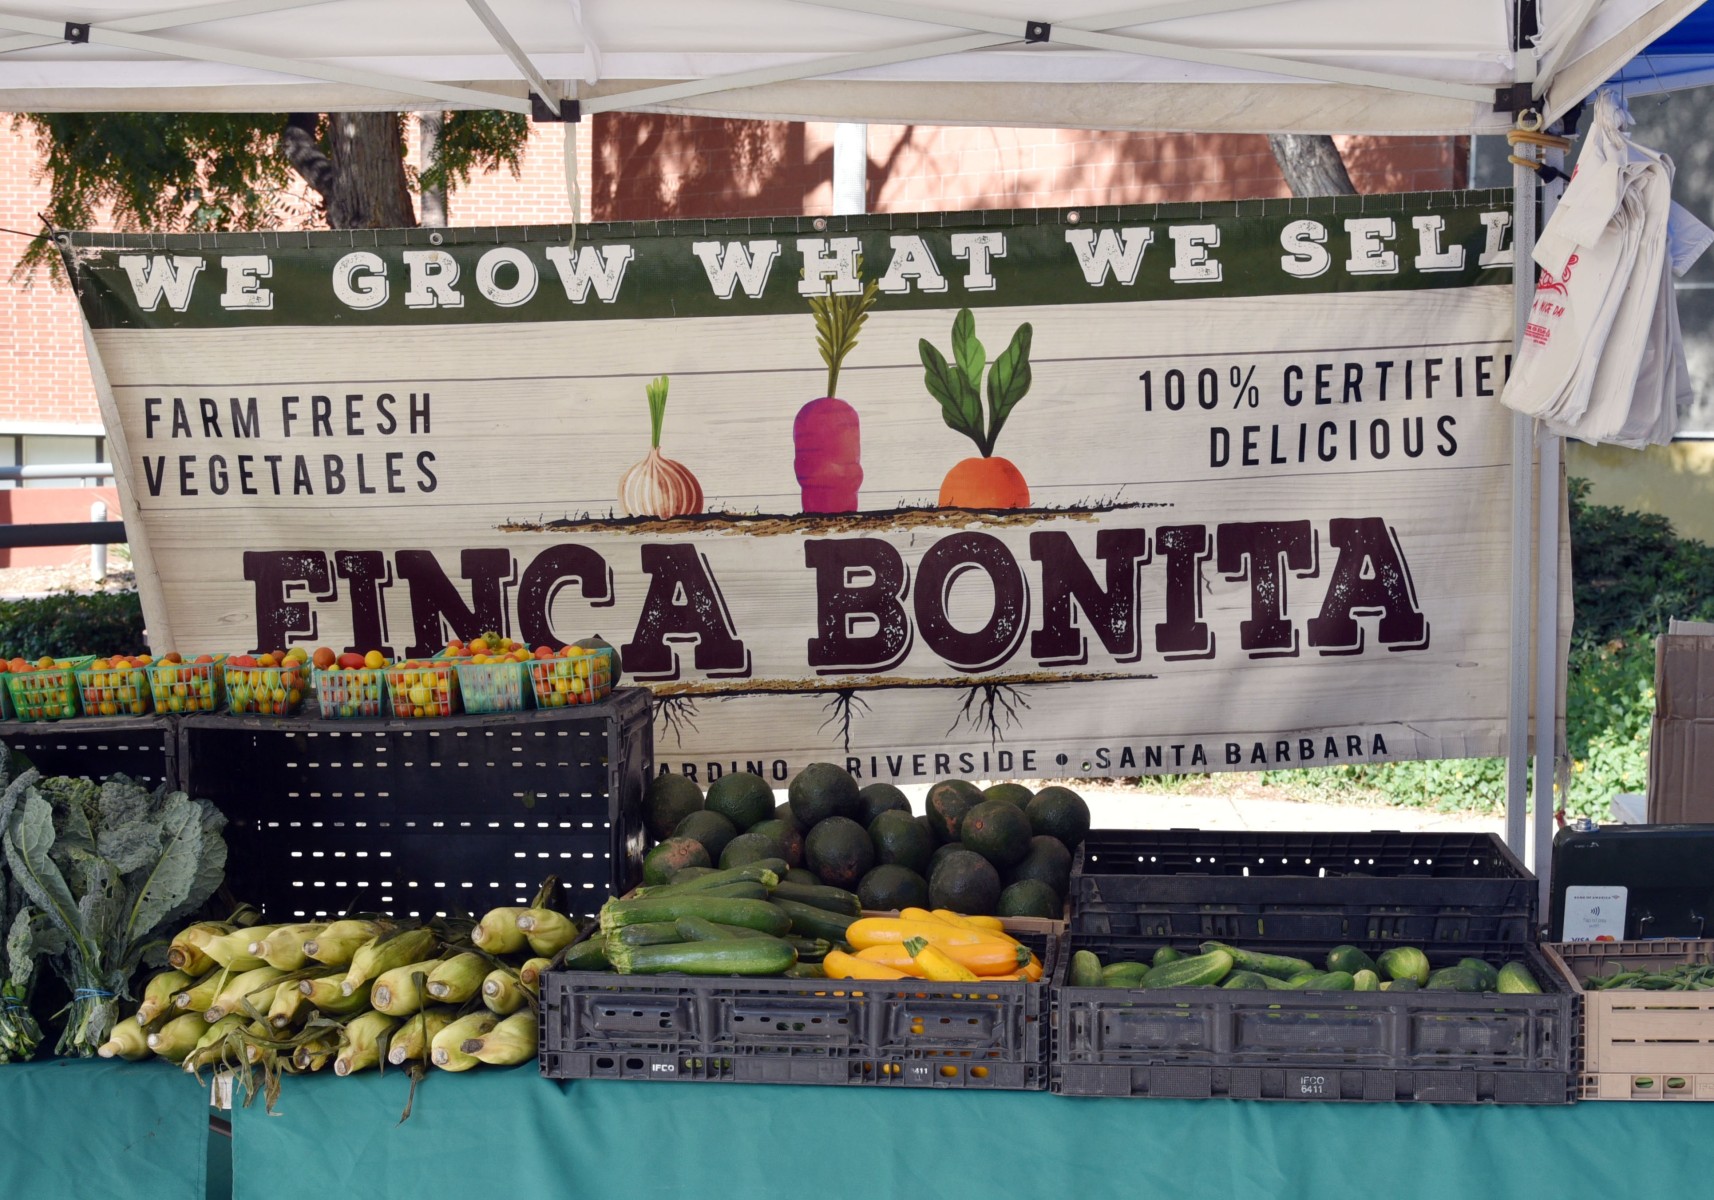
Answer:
[424, 953, 487, 1003]
[461, 1010, 538, 1066]
[205, 966, 286, 1022]
[519, 957, 552, 991]
[148, 1012, 213, 1063]
[471, 908, 530, 955]
[371, 959, 441, 1016]
[267, 980, 309, 1030]
[250, 924, 325, 971]
[137, 970, 193, 1025]
[167, 923, 232, 975]
[516, 909, 577, 957]
[298, 974, 373, 1015]
[333, 1010, 401, 1076]
[430, 1011, 498, 1071]
[173, 967, 231, 1013]
[302, 919, 389, 967]
[291, 1030, 341, 1073]
[202, 926, 281, 971]
[341, 927, 438, 996]
[482, 968, 526, 1015]
[183, 1014, 249, 1072]
[388, 1007, 456, 1066]
[98, 1018, 153, 1060]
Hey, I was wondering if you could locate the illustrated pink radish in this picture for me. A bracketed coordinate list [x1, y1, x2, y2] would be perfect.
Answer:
[795, 275, 879, 513]
[618, 375, 702, 518]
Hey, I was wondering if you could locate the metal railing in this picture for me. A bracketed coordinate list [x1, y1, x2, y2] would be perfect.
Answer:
[0, 463, 126, 579]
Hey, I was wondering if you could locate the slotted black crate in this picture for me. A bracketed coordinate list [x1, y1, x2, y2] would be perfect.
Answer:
[1073, 830, 1536, 942]
[541, 929, 1058, 1089]
[179, 688, 651, 922]
[1053, 933, 1577, 1104]
[0, 716, 177, 790]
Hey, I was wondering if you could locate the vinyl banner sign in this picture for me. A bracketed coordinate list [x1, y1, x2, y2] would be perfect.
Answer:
[67, 189, 1523, 783]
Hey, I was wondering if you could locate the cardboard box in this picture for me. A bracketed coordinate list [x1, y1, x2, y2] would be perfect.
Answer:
[1648, 619, 1714, 823]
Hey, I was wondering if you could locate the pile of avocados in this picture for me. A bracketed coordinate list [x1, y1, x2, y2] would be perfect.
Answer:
[640, 762, 1090, 918]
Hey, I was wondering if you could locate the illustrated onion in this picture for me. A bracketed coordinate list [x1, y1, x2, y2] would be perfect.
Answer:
[619, 375, 704, 518]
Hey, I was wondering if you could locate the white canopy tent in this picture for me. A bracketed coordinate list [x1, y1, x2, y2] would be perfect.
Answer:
[0, 0, 1702, 912]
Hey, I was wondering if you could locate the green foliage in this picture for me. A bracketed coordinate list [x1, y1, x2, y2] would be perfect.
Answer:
[919, 308, 1033, 456]
[415, 111, 529, 196]
[1567, 476, 1714, 646]
[0, 591, 144, 660]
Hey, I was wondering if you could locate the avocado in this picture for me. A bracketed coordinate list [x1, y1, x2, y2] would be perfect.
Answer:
[748, 818, 805, 868]
[670, 809, 738, 863]
[982, 782, 1034, 808]
[1025, 785, 1091, 850]
[774, 800, 801, 830]
[788, 762, 863, 828]
[960, 799, 1033, 869]
[996, 878, 1060, 919]
[643, 837, 710, 886]
[858, 864, 931, 912]
[719, 830, 787, 870]
[803, 815, 875, 890]
[868, 809, 935, 875]
[928, 848, 1002, 916]
[925, 779, 984, 843]
[705, 771, 775, 831]
[859, 782, 912, 825]
[783, 868, 822, 886]
[1007, 835, 1073, 898]
[928, 841, 965, 877]
[645, 773, 704, 842]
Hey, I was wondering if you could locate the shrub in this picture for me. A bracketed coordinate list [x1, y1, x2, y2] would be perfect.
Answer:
[0, 591, 145, 659]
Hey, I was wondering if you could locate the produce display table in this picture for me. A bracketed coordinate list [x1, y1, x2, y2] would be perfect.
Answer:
[0, 1059, 210, 1199]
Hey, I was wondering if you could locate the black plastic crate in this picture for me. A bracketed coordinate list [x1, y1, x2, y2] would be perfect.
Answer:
[541, 930, 1058, 1089]
[179, 688, 651, 923]
[0, 715, 178, 790]
[1053, 933, 1577, 1103]
[1073, 830, 1536, 942]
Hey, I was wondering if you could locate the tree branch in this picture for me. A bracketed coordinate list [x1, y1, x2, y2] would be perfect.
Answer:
[1267, 134, 1356, 198]
[278, 113, 335, 201]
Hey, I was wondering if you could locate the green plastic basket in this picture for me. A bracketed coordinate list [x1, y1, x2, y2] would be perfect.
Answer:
[146, 657, 227, 715]
[4, 656, 95, 722]
[75, 659, 155, 717]
[312, 666, 390, 719]
[384, 661, 461, 719]
[528, 648, 613, 709]
[224, 661, 309, 716]
[454, 658, 533, 714]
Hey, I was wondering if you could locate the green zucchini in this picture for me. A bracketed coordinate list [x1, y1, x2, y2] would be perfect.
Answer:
[614, 921, 687, 946]
[1425, 966, 1487, 993]
[1101, 961, 1151, 988]
[1142, 950, 1234, 989]
[600, 895, 792, 936]
[1152, 946, 1183, 968]
[1326, 945, 1379, 976]
[562, 934, 611, 972]
[633, 864, 781, 898]
[607, 936, 797, 976]
[1497, 961, 1542, 994]
[1376, 946, 1431, 986]
[668, 866, 718, 884]
[785, 935, 834, 963]
[1457, 958, 1499, 990]
[769, 881, 862, 916]
[773, 898, 858, 943]
[1199, 941, 1314, 980]
[784, 962, 827, 979]
[1069, 950, 1104, 988]
[1221, 970, 1272, 990]
[1285, 971, 1355, 991]
[675, 917, 766, 941]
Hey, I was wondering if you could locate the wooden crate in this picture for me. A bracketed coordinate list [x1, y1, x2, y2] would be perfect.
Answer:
[1545, 940, 1714, 1100]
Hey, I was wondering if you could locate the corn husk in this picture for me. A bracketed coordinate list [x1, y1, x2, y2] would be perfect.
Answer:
[291, 1030, 340, 1073]
[470, 907, 530, 955]
[204, 926, 284, 971]
[518, 957, 552, 991]
[424, 953, 487, 1004]
[204, 966, 286, 1022]
[250, 923, 325, 971]
[167, 923, 231, 976]
[333, 1010, 401, 1076]
[267, 980, 309, 1030]
[481, 968, 526, 1015]
[98, 1017, 153, 1060]
[341, 928, 438, 996]
[173, 967, 231, 1014]
[516, 909, 578, 957]
[370, 959, 441, 1016]
[147, 1013, 211, 1063]
[430, 1011, 498, 1071]
[303, 919, 389, 968]
[297, 974, 372, 1015]
[182, 1014, 248, 1071]
[387, 1007, 456, 1066]
[136, 970, 193, 1025]
[461, 1010, 538, 1066]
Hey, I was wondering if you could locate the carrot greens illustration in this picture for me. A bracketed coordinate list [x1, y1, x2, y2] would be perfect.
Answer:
[919, 308, 1034, 508]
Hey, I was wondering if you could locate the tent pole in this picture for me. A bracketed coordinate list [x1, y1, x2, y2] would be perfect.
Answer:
[1505, 162, 1537, 857]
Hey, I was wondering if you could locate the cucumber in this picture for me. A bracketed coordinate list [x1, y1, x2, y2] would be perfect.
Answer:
[1069, 950, 1104, 988]
[1352, 969, 1380, 992]
[1378, 978, 1420, 992]
[1200, 941, 1314, 981]
[562, 934, 611, 972]
[614, 921, 688, 946]
[1326, 945, 1379, 976]
[600, 895, 792, 936]
[1259, 973, 1300, 990]
[675, 917, 766, 941]
[1101, 961, 1151, 988]
[1286, 971, 1355, 991]
[1497, 961, 1542, 994]
[607, 936, 797, 976]
[769, 881, 862, 916]
[773, 898, 858, 943]
[1221, 970, 1272, 990]
[634, 864, 781, 898]
[1425, 966, 1487, 993]
[1376, 946, 1431, 987]
[1142, 950, 1234, 989]
[1457, 958, 1499, 990]
[1152, 946, 1183, 968]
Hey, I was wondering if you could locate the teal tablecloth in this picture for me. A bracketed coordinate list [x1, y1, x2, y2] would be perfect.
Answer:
[0, 1059, 210, 1199]
[230, 1070, 1708, 1200]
